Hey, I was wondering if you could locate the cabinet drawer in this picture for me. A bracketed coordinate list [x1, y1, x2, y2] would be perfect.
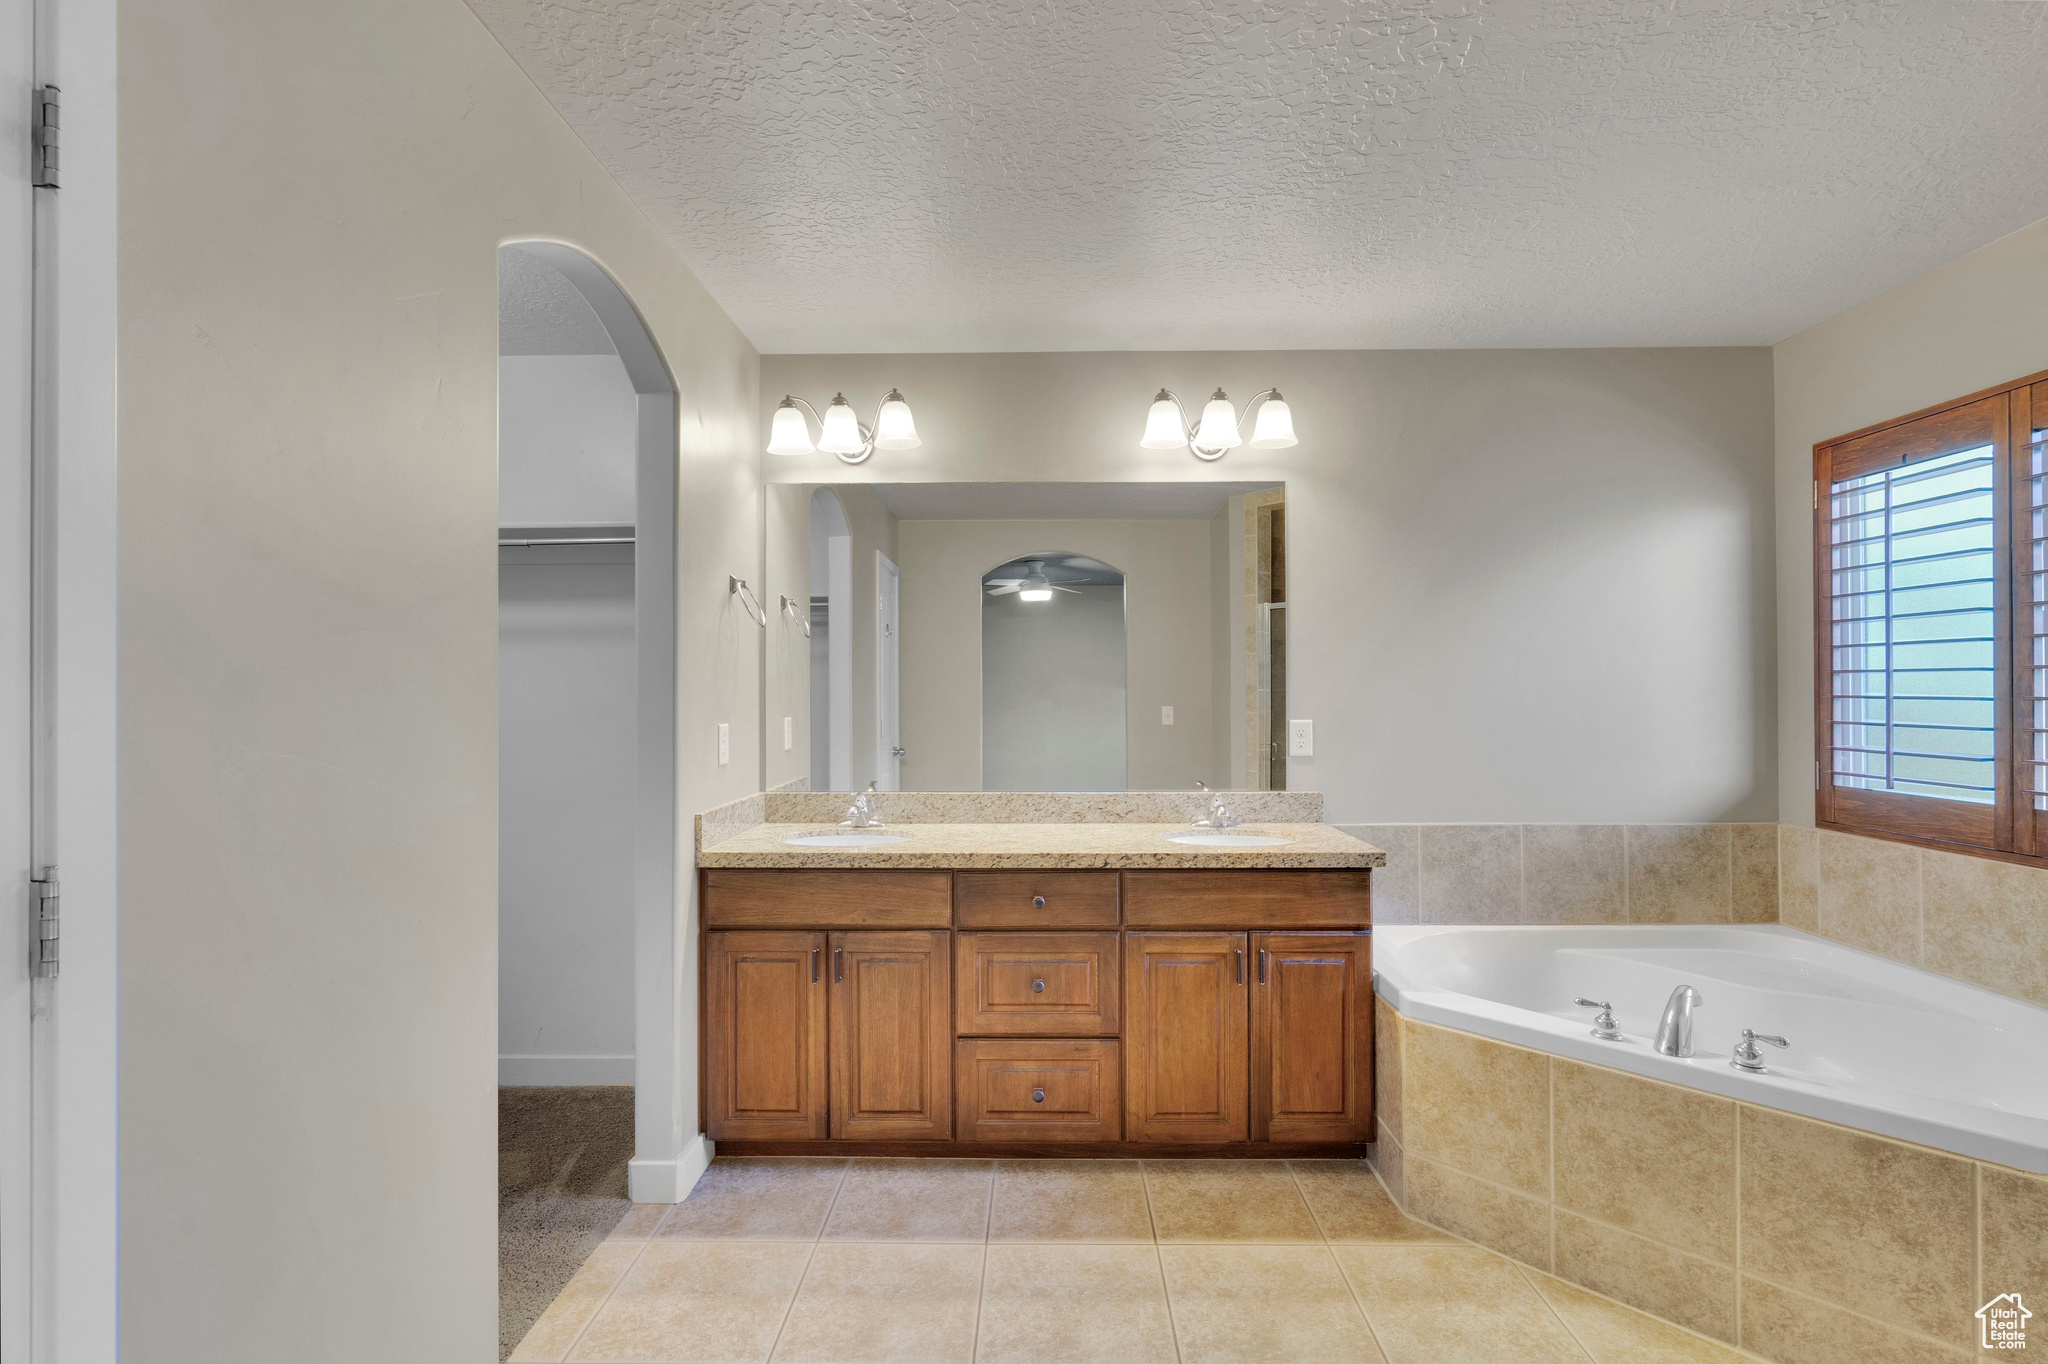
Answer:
[954, 1039, 1121, 1142]
[702, 870, 953, 928]
[956, 932, 1120, 1036]
[1122, 870, 1371, 929]
[955, 872, 1119, 928]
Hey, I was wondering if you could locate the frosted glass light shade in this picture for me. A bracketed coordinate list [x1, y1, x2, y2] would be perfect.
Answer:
[1019, 586, 1053, 602]
[1140, 393, 1187, 449]
[1195, 390, 1243, 451]
[873, 390, 920, 449]
[1249, 395, 1297, 449]
[767, 400, 815, 455]
[818, 395, 866, 456]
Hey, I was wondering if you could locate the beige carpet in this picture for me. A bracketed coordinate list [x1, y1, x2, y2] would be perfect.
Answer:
[499, 1086, 635, 1360]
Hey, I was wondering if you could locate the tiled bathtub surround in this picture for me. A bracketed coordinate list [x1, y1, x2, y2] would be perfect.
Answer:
[1373, 1002, 2048, 1362]
[1337, 824, 1782, 928]
[1786, 825, 2048, 1009]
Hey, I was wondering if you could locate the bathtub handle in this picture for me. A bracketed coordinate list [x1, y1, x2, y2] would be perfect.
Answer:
[1573, 998, 1624, 1042]
[1731, 1029, 1789, 1073]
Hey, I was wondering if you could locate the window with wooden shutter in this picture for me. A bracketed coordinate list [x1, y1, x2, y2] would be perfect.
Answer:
[1813, 371, 2048, 863]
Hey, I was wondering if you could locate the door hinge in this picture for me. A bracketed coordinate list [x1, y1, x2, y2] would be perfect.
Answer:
[31, 866, 57, 978]
[33, 85, 58, 189]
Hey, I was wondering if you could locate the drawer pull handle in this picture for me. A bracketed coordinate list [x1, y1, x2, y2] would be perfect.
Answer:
[1032, 895, 1046, 909]
[1032, 979, 1046, 994]
[1032, 1089, 1046, 1103]
[812, 947, 821, 983]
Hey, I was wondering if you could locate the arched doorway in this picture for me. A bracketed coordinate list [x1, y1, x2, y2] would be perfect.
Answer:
[495, 241, 683, 1346]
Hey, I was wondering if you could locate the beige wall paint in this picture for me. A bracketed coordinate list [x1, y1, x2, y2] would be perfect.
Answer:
[763, 349, 1776, 822]
[118, 0, 759, 1356]
[1774, 216, 2048, 825]
[894, 518, 1226, 791]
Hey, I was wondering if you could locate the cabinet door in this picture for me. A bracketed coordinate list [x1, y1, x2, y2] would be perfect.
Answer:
[830, 930, 953, 1140]
[1124, 931, 1249, 1142]
[1252, 932, 1373, 1142]
[705, 930, 827, 1141]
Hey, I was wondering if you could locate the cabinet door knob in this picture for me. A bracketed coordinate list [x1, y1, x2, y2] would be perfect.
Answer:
[1032, 895, 1046, 909]
[1032, 1089, 1046, 1103]
[1032, 979, 1046, 994]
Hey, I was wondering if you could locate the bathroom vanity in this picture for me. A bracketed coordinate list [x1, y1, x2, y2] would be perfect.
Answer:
[695, 802, 1383, 1157]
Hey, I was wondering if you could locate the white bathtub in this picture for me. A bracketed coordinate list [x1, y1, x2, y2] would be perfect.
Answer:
[1372, 924, 2048, 1174]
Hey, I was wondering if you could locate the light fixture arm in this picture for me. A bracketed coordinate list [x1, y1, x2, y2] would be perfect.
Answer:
[1155, 387, 1286, 461]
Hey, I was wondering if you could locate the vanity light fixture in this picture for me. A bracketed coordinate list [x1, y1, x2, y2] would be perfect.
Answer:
[767, 389, 921, 464]
[1139, 387, 1297, 461]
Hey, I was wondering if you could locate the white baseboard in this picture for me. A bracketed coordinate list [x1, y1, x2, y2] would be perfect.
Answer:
[628, 1133, 713, 1204]
[498, 1054, 636, 1087]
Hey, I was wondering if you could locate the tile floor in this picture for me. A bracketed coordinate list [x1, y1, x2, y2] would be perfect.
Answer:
[509, 1156, 1763, 1364]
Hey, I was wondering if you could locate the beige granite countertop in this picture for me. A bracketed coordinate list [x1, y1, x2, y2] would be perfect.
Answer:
[696, 821, 1385, 870]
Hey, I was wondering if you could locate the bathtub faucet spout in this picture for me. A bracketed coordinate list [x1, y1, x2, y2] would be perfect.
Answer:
[1653, 985, 1705, 1057]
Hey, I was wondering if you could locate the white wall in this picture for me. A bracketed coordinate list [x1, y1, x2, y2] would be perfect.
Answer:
[499, 354, 638, 526]
[894, 518, 1224, 791]
[498, 553, 637, 1084]
[764, 350, 1776, 822]
[1774, 216, 2048, 825]
[117, 0, 761, 1355]
[983, 585, 1129, 790]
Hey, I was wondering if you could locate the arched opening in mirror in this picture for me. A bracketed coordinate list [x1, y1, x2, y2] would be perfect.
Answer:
[980, 552, 1127, 791]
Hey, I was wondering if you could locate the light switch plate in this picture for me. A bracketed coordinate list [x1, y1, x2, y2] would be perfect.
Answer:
[717, 723, 730, 766]
[1289, 719, 1313, 757]
[1161, 705, 1174, 726]
[782, 716, 793, 751]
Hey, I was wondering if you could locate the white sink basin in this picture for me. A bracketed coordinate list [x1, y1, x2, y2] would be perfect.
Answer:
[1164, 831, 1294, 848]
[780, 830, 909, 848]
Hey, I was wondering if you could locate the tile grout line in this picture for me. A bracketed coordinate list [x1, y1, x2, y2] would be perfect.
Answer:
[1292, 1159, 1394, 1363]
[968, 1164, 997, 1364]
[1507, 1260, 1600, 1363]
[1734, 1105, 1744, 1351]
[761, 1159, 851, 1364]
[1623, 825, 1632, 924]
[547, 1213, 662, 1364]
[1138, 1161, 1186, 1364]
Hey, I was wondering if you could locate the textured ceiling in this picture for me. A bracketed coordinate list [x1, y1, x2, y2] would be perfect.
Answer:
[472, 0, 2048, 353]
[498, 245, 618, 355]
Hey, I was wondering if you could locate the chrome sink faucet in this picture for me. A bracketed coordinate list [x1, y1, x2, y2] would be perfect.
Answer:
[842, 781, 885, 830]
[1652, 985, 1704, 1057]
[1190, 780, 1239, 830]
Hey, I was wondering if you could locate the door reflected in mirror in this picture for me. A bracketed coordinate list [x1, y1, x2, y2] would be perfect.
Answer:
[764, 481, 1285, 794]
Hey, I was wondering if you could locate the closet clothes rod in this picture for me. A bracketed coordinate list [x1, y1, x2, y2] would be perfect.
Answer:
[498, 535, 635, 547]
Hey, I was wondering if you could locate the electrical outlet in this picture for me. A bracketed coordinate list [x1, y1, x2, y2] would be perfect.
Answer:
[1161, 705, 1174, 726]
[1289, 719, 1314, 757]
[717, 723, 730, 766]
[782, 716, 793, 751]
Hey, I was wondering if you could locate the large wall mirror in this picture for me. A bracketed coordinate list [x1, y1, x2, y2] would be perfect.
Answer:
[763, 481, 1287, 794]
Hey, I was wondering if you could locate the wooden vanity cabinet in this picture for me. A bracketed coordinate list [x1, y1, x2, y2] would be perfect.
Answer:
[700, 865, 1371, 1154]
[829, 930, 952, 1140]
[1251, 932, 1374, 1142]
[704, 930, 828, 1141]
[1124, 931, 1251, 1141]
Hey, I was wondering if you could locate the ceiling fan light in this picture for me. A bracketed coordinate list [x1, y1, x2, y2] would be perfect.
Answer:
[1249, 394, 1297, 449]
[817, 394, 866, 456]
[1140, 392, 1186, 450]
[873, 389, 921, 449]
[1195, 390, 1242, 452]
[1018, 586, 1053, 602]
[767, 398, 815, 456]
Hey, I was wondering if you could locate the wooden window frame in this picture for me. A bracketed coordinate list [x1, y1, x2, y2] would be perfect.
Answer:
[1813, 366, 2048, 867]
